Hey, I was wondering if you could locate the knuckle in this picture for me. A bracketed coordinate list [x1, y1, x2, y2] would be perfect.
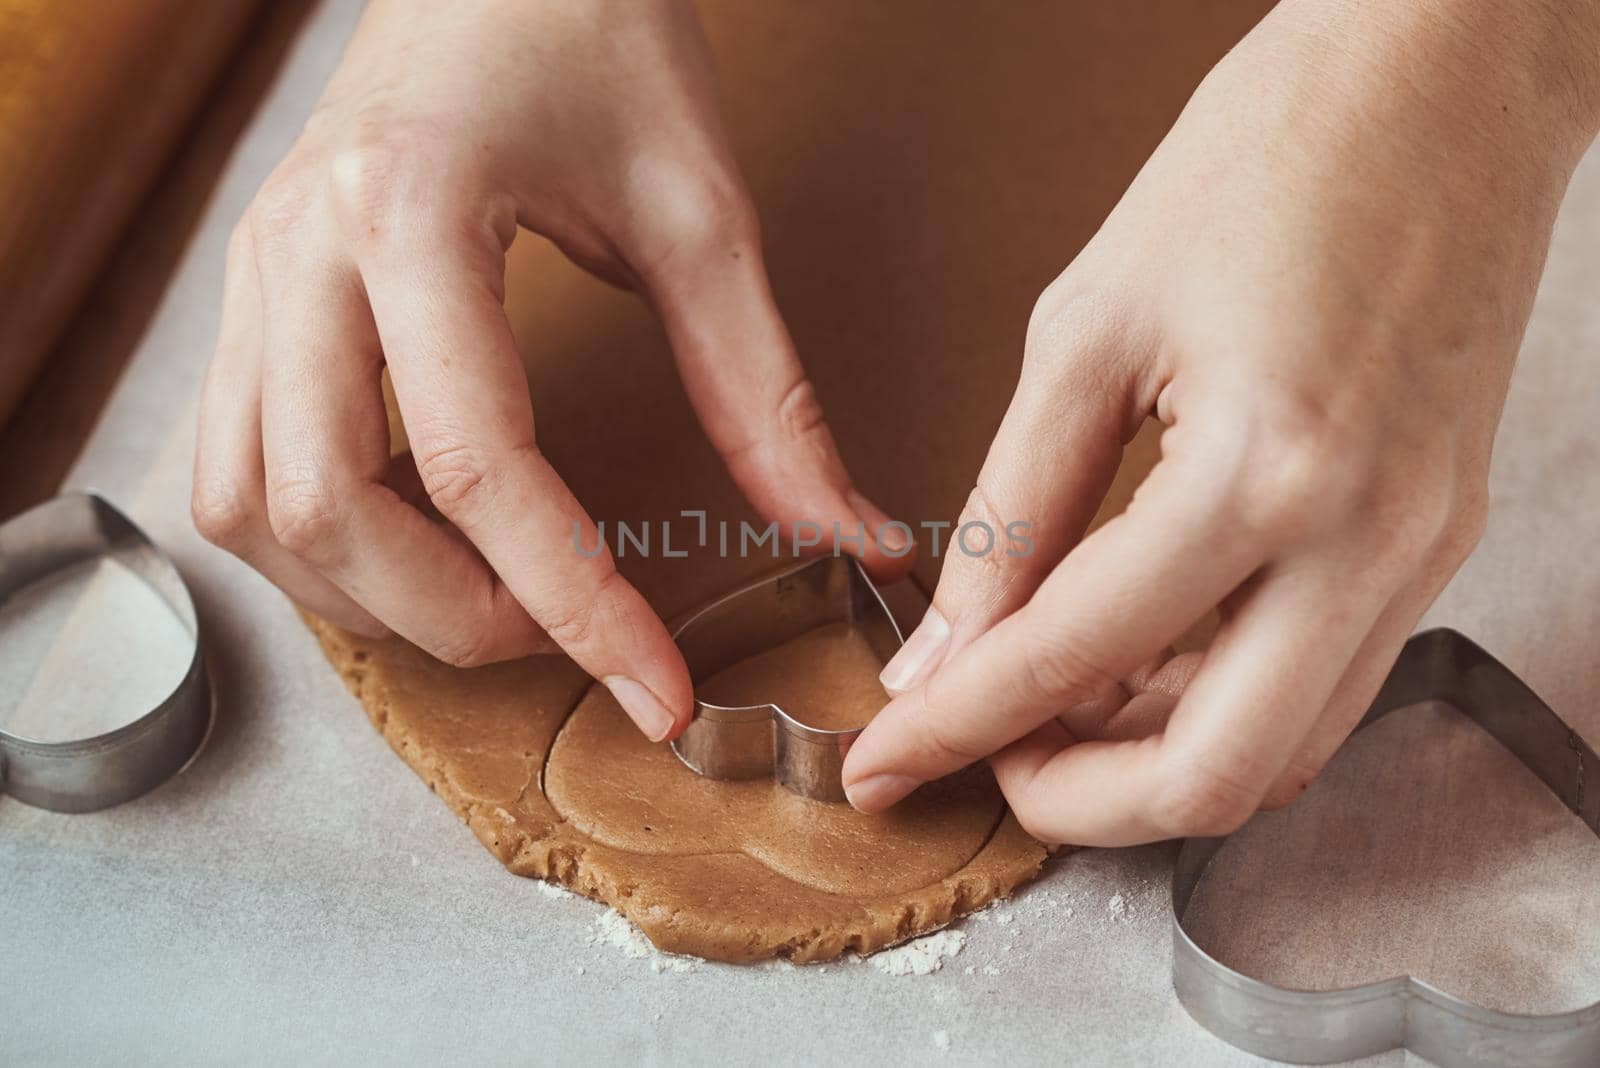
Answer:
[248, 173, 317, 248]
[1151, 757, 1262, 838]
[1433, 480, 1489, 569]
[429, 627, 497, 670]
[266, 478, 343, 559]
[541, 570, 626, 651]
[1023, 276, 1122, 377]
[772, 376, 828, 446]
[542, 598, 598, 650]
[414, 440, 525, 521]
[1359, 458, 1471, 575]
[326, 140, 410, 235]
[191, 477, 255, 547]
[943, 482, 1015, 583]
[424, 580, 521, 668]
[1006, 793, 1062, 846]
[679, 172, 759, 246]
[1225, 397, 1373, 543]
[634, 164, 760, 270]
[958, 480, 1006, 533]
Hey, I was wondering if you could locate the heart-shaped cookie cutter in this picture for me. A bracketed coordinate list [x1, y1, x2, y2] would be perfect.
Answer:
[670, 555, 903, 802]
[1172, 628, 1600, 1066]
[0, 492, 213, 812]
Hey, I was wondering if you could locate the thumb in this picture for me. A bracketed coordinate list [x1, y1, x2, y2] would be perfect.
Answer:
[878, 312, 1132, 696]
[641, 221, 916, 583]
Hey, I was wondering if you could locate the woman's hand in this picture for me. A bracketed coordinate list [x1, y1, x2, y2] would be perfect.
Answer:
[841, 0, 1600, 843]
[192, 0, 910, 742]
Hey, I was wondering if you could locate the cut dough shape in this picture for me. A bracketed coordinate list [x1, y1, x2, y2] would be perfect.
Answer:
[307, 601, 1047, 962]
[547, 618, 996, 896]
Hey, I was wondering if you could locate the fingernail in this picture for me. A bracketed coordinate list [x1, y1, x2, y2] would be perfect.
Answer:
[846, 489, 913, 558]
[879, 522, 910, 553]
[845, 773, 922, 812]
[603, 676, 676, 742]
[879, 607, 950, 694]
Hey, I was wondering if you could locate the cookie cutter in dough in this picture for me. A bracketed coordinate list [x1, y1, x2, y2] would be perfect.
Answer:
[670, 555, 903, 802]
[1172, 627, 1600, 1067]
[0, 492, 213, 813]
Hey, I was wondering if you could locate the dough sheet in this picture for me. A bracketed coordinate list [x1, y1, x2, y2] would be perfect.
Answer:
[306, 606, 1045, 962]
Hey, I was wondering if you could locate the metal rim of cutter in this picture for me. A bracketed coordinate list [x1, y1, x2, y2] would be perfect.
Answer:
[669, 555, 904, 802]
[0, 492, 213, 813]
[1172, 628, 1600, 1067]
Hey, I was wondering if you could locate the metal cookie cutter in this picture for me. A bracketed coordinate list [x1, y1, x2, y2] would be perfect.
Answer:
[0, 492, 213, 813]
[1172, 628, 1600, 1067]
[670, 555, 903, 802]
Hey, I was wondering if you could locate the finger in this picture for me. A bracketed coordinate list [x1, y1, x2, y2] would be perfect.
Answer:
[879, 345, 1130, 696]
[1056, 648, 1204, 745]
[253, 235, 550, 668]
[1258, 565, 1454, 808]
[842, 447, 1268, 809]
[191, 226, 387, 637]
[1098, 651, 1203, 741]
[352, 206, 694, 741]
[992, 557, 1388, 846]
[642, 236, 916, 583]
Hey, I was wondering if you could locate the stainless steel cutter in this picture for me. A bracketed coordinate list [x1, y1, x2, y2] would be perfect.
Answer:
[0, 492, 212, 812]
[1172, 627, 1600, 1067]
[670, 554, 903, 802]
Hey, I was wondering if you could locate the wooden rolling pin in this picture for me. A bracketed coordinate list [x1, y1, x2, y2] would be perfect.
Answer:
[0, 0, 261, 430]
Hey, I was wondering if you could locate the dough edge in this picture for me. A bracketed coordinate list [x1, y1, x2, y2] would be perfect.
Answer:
[305, 612, 1052, 963]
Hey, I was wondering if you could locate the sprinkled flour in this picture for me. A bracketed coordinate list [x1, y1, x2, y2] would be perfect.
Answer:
[1107, 893, 1128, 921]
[869, 930, 967, 976]
[931, 1030, 951, 1052]
[585, 910, 701, 973]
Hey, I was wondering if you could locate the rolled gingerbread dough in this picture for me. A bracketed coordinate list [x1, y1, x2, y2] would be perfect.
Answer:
[307, 605, 1045, 962]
